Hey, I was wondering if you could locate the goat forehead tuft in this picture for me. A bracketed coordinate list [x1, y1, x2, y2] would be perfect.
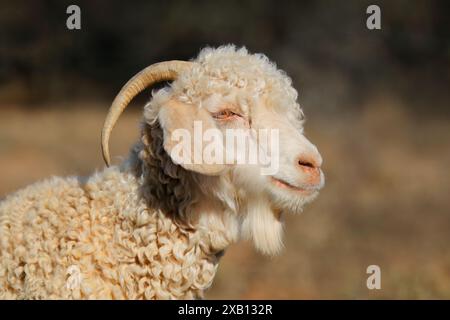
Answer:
[195, 45, 283, 82]
[170, 45, 299, 107]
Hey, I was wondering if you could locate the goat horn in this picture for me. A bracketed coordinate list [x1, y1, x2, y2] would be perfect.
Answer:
[101, 60, 194, 166]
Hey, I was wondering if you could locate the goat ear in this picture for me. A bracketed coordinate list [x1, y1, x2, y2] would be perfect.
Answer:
[158, 99, 228, 175]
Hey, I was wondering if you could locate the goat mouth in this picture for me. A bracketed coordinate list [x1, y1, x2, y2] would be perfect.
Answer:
[270, 177, 317, 194]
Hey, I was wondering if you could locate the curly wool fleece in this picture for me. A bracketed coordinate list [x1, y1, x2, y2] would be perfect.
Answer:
[0, 46, 296, 299]
[0, 164, 222, 299]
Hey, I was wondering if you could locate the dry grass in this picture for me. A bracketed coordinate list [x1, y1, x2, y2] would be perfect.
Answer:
[1, 99, 449, 299]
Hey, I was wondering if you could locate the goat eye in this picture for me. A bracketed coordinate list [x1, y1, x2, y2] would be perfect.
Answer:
[212, 110, 238, 120]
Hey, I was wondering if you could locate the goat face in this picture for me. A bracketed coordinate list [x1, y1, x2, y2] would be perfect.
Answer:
[156, 90, 324, 211]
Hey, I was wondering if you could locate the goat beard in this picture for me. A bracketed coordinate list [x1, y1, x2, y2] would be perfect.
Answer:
[241, 195, 284, 256]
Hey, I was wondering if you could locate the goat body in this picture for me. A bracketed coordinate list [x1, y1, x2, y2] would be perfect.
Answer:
[0, 162, 223, 299]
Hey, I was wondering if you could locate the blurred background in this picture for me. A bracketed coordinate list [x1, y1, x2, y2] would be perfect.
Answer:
[1, 0, 449, 298]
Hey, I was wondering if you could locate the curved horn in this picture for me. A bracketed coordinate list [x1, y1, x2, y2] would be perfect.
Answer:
[101, 60, 194, 166]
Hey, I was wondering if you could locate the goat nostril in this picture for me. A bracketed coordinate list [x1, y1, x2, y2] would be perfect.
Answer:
[298, 159, 315, 169]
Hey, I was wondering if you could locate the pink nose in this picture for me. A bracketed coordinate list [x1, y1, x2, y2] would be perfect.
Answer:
[297, 153, 321, 170]
[297, 153, 322, 184]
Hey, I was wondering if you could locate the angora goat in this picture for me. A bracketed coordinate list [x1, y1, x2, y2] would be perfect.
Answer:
[0, 45, 324, 299]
